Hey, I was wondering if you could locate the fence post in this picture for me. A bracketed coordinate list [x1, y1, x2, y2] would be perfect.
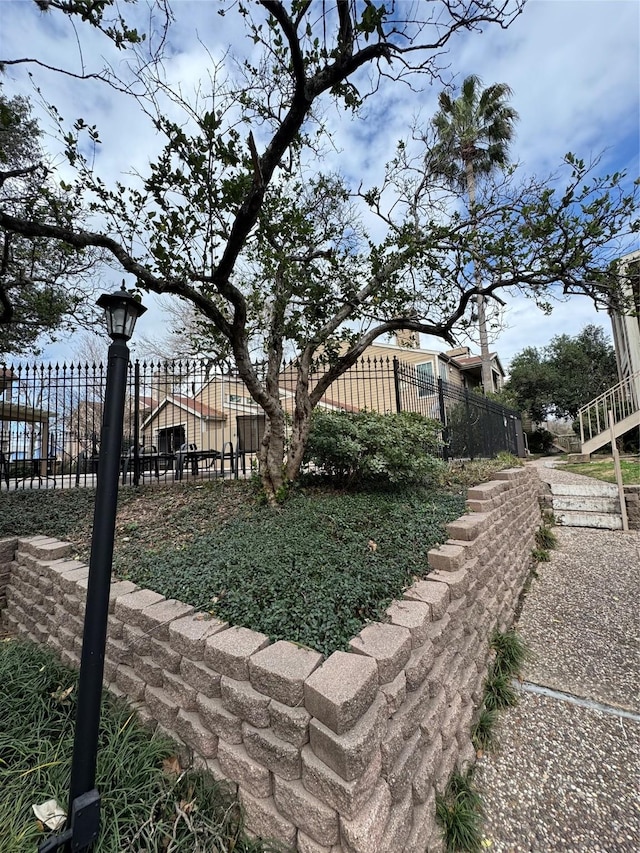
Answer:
[464, 389, 474, 460]
[393, 357, 402, 413]
[437, 378, 449, 461]
[133, 360, 141, 486]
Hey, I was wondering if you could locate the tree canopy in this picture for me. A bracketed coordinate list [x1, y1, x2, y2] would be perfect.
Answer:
[505, 324, 619, 422]
[0, 91, 101, 358]
[0, 1, 637, 498]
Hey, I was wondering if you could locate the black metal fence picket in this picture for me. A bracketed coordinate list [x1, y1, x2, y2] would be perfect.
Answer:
[0, 356, 523, 490]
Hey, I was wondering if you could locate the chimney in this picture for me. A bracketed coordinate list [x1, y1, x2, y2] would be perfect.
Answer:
[444, 346, 470, 358]
[395, 330, 420, 349]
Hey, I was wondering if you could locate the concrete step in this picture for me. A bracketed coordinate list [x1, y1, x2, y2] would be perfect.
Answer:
[555, 510, 623, 529]
[550, 482, 618, 498]
[552, 496, 620, 513]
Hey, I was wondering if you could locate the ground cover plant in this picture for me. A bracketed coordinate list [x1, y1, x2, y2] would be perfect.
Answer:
[0, 639, 284, 853]
[0, 455, 521, 657]
[562, 457, 640, 486]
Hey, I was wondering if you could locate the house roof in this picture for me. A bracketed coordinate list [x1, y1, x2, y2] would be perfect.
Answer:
[141, 394, 226, 430]
[451, 353, 505, 377]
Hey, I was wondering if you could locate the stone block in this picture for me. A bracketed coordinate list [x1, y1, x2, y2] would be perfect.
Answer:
[405, 792, 438, 853]
[106, 614, 123, 641]
[426, 542, 467, 573]
[379, 670, 406, 715]
[339, 780, 391, 853]
[169, 612, 228, 659]
[19, 538, 73, 561]
[149, 638, 182, 673]
[386, 730, 421, 802]
[274, 776, 340, 846]
[105, 637, 129, 666]
[107, 580, 139, 612]
[412, 733, 443, 803]
[0, 537, 17, 563]
[115, 664, 146, 701]
[136, 598, 195, 640]
[163, 671, 197, 711]
[304, 651, 378, 735]
[428, 566, 471, 600]
[386, 600, 432, 649]
[221, 676, 271, 727]
[420, 687, 448, 739]
[269, 699, 311, 747]
[249, 640, 323, 706]
[309, 696, 387, 782]
[404, 641, 435, 692]
[403, 582, 449, 620]
[301, 745, 381, 821]
[122, 623, 151, 657]
[114, 588, 165, 624]
[239, 790, 297, 848]
[348, 623, 411, 685]
[242, 723, 302, 780]
[204, 626, 270, 680]
[180, 657, 221, 698]
[467, 479, 508, 500]
[494, 467, 524, 482]
[144, 685, 179, 729]
[297, 832, 334, 853]
[196, 693, 243, 744]
[392, 681, 432, 740]
[58, 566, 90, 595]
[174, 708, 218, 758]
[217, 740, 272, 797]
[378, 791, 412, 853]
[133, 654, 164, 687]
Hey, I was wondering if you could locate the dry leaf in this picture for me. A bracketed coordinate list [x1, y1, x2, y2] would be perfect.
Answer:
[50, 685, 74, 703]
[162, 755, 183, 777]
[368, 539, 377, 552]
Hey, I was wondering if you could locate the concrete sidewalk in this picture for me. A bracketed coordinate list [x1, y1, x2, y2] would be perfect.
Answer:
[476, 460, 640, 852]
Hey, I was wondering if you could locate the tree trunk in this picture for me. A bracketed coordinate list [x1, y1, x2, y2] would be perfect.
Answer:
[259, 409, 286, 502]
[465, 160, 493, 394]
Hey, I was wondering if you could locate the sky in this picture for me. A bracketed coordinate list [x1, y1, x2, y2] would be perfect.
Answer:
[1, 0, 638, 372]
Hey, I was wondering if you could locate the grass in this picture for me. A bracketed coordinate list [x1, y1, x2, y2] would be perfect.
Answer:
[0, 639, 285, 853]
[0, 455, 521, 657]
[562, 456, 640, 486]
[436, 768, 484, 853]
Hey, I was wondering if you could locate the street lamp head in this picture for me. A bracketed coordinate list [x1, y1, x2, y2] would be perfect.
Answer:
[96, 281, 147, 342]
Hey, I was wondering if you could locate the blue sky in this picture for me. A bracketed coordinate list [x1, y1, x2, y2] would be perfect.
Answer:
[1, 0, 638, 369]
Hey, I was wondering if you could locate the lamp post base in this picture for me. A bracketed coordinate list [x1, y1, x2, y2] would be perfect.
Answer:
[38, 789, 100, 853]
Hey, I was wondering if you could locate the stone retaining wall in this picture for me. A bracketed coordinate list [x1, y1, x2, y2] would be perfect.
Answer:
[0, 466, 541, 852]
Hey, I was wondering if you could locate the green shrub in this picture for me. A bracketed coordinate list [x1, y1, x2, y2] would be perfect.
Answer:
[490, 628, 530, 679]
[535, 525, 558, 550]
[304, 409, 444, 486]
[436, 768, 484, 853]
[470, 706, 498, 754]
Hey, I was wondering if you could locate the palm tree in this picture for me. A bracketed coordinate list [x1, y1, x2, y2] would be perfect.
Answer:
[430, 75, 518, 393]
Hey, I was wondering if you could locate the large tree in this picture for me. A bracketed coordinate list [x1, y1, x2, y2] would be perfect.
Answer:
[0, 92, 101, 358]
[506, 325, 619, 422]
[0, 1, 637, 500]
[429, 74, 518, 392]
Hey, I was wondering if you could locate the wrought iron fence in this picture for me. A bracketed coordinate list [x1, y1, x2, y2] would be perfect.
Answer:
[0, 357, 523, 490]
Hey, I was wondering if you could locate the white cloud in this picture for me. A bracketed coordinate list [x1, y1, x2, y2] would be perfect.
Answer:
[1, 0, 637, 365]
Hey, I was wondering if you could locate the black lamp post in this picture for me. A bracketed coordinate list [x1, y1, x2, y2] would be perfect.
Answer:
[40, 284, 146, 853]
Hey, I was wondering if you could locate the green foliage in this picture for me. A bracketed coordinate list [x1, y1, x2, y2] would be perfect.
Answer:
[436, 768, 484, 853]
[483, 669, 519, 711]
[439, 452, 523, 489]
[470, 706, 498, 754]
[506, 325, 619, 421]
[490, 628, 530, 679]
[304, 409, 444, 487]
[113, 486, 466, 658]
[0, 640, 282, 853]
[532, 547, 551, 563]
[526, 428, 555, 455]
[535, 525, 558, 550]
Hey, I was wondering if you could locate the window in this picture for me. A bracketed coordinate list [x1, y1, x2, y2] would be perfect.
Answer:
[416, 362, 434, 398]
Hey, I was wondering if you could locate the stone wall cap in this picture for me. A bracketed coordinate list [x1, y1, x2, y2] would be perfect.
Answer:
[250, 640, 323, 706]
[304, 650, 378, 735]
[348, 622, 411, 684]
